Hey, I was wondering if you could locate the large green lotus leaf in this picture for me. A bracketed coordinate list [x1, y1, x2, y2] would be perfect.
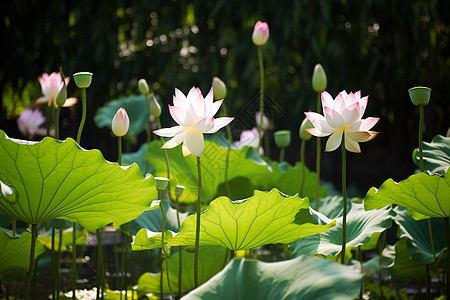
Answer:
[415, 135, 450, 175]
[122, 142, 154, 176]
[182, 255, 361, 300]
[0, 229, 45, 282]
[364, 170, 450, 220]
[129, 200, 188, 235]
[147, 140, 325, 204]
[291, 203, 394, 257]
[393, 206, 446, 264]
[133, 189, 334, 251]
[137, 245, 227, 297]
[94, 94, 156, 136]
[0, 131, 157, 231]
[38, 227, 87, 252]
[389, 238, 426, 284]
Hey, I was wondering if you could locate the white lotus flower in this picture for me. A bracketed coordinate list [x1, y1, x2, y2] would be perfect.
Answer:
[154, 87, 234, 157]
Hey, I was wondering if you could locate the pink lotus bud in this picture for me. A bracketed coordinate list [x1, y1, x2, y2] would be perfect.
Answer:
[252, 21, 269, 46]
[112, 107, 129, 137]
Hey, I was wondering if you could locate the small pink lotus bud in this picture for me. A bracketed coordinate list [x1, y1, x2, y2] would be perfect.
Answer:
[252, 21, 269, 46]
[112, 107, 129, 137]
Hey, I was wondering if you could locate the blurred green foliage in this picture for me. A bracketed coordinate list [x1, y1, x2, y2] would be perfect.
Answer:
[1, 0, 449, 191]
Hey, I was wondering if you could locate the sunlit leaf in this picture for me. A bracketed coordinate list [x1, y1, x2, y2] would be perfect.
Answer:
[0, 229, 45, 283]
[394, 206, 446, 264]
[182, 255, 361, 300]
[137, 246, 227, 297]
[0, 131, 157, 231]
[133, 189, 334, 251]
[415, 135, 450, 175]
[147, 141, 325, 204]
[364, 170, 450, 220]
[291, 203, 394, 257]
[38, 227, 87, 252]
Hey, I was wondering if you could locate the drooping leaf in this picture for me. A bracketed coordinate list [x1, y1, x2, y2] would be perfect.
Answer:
[414, 135, 450, 175]
[182, 255, 361, 300]
[137, 246, 227, 297]
[147, 140, 325, 204]
[0, 229, 45, 283]
[129, 200, 188, 235]
[394, 206, 446, 264]
[94, 94, 158, 136]
[291, 203, 394, 257]
[364, 170, 450, 220]
[0, 131, 157, 231]
[38, 227, 87, 252]
[133, 189, 334, 251]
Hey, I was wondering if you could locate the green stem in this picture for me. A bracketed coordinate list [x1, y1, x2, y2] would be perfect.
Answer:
[159, 191, 174, 299]
[340, 137, 347, 265]
[315, 92, 322, 211]
[176, 199, 183, 298]
[444, 217, 450, 297]
[71, 222, 77, 300]
[257, 45, 265, 150]
[359, 246, 363, 300]
[145, 93, 152, 144]
[57, 229, 63, 300]
[279, 147, 285, 162]
[194, 156, 202, 287]
[300, 140, 306, 197]
[76, 88, 87, 144]
[55, 107, 61, 140]
[157, 117, 172, 201]
[221, 103, 232, 196]
[24, 224, 37, 300]
[120, 224, 129, 299]
[51, 228, 56, 300]
[418, 104, 425, 172]
[96, 229, 104, 299]
[118, 137, 122, 166]
[378, 231, 386, 298]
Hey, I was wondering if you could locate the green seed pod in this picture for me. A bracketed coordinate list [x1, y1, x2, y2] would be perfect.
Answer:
[73, 72, 93, 88]
[408, 86, 431, 106]
[155, 177, 170, 191]
[274, 130, 291, 148]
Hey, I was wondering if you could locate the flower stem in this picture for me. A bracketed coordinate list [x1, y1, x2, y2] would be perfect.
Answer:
[71, 222, 77, 300]
[175, 198, 183, 297]
[340, 137, 347, 265]
[76, 88, 87, 144]
[157, 117, 172, 200]
[300, 140, 306, 197]
[257, 45, 265, 150]
[57, 229, 63, 300]
[51, 228, 56, 299]
[118, 137, 122, 165]
[194, 156, 202, 287]
[145, 93, 152, 144]
[418, 104, 425, 172]
[444, 217, 450, 297]
[221, 103, 232, 196]
[24, 223, 37, 300]
[96, 229, 104, 299]
[358, 245, 363, 300]
[279, 147, 285, 162]
[159, 191, 174, 299]
[55, 107, 61, 139]
[315, 92, 322, 211]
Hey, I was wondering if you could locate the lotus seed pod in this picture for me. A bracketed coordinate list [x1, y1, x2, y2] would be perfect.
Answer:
[175, 185, 185, 198]
[155, 177, 170, 191]
[73, 72, 93, 88]
[274, 130, 291, 148]
[408, 86, 431, 106]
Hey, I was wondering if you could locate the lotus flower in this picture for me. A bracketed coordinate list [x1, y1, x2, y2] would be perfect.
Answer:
[37, 72, 77, 107]
[304, 90, 379, 153]
[17, 108, 47, 136]
[153, 87, 234, 157]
